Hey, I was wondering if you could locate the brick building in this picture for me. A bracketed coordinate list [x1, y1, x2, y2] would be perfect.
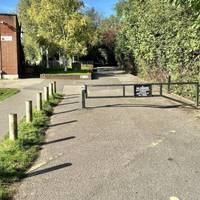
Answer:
[0, 14, 22, 79]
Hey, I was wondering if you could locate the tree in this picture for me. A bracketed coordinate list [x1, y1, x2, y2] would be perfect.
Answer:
[169, 0, 200, 11]
[98, 16, 119, 65]
[18, 0, 41, 63]
[28, 0, 89, 70]
[115, 0, 199, 77]
[18, 0, 93, 69]
[115, 0, 200, 98]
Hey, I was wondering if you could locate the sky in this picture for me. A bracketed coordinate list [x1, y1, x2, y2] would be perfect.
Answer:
[0, 0, 117, 17]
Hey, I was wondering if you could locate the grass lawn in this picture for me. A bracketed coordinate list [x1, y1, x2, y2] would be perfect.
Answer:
[0, 88, 19, 102]
[41, 65, 92, 75]
[0, 94, 62, 199]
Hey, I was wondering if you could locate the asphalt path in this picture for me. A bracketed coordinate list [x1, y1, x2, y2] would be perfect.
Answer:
[9, 70, 200, 200]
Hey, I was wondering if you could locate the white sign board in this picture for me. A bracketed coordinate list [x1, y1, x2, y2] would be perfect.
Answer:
[134, 84, 152, 97]
[1, 36, 13, 42]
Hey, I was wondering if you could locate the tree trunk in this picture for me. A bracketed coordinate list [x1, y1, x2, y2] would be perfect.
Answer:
[68, 57, 72, 67]
[64, 56, 67, 72]
[59, 52, 62, 67]
[46, 48, 49, 69]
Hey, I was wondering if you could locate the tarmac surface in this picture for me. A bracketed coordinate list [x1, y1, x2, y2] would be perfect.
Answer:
[3, 69, 200, 200]
[0, 78, 92, 140]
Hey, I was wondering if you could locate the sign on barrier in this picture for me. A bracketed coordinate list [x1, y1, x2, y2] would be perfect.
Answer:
[134, 84, 152, 97]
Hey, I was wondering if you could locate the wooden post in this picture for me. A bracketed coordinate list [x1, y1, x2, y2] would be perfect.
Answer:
[123, 85, 126, 97]
[36, 92, 42, 111]
[26, 100, 33, 123]
[81, 89, 86, 109]
[168, 75, 171, 94]
[49, 83, 53, 97]
[160, 84, 163, 96]
[85, 85, 88, 98]
[51, 83, 54, 96]
[196, 83, 199, 108]
[9, 113, 18, 141]
[44, 87, 49, 101]
[53, 81, 57, 94]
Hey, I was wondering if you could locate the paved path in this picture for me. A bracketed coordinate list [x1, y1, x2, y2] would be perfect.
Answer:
[0, 79, 44, 140]
[0, 70, 128, 140]
[0, 78, 93, 140]
[12, 70, 200, 200]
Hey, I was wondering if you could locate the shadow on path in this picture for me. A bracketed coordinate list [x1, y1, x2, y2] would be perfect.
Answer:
[58, 102, 79, 106]
[27, 163, 72, 178]
[63, 96, 79, 100]
[163, 95, 196, 109]
[41, 136, 76, 145]
[64, 94, 80, 97]
[53, 109, 79, 115]
[49, 120, 77, 127]
[87, 103, 182, 109]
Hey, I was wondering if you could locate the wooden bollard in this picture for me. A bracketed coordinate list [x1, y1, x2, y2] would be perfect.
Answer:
[81, 88, 86, 109]
[9, 113, 18, 141]
[51, 83, 54, 95]
[160, 84, 163, 96]
[44, 87, 49, 101]
[123, 85, 126, 97]
[53, 81, 57, 93]
[49, 83, 53, 97]
[36, 92, 42, 111]
[26, 100, 33, 123]
[196, 83, 199, 108]
[168, 75, 171, 94]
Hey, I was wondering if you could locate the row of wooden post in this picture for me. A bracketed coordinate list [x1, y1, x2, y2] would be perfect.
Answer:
[8, 81, 57, 141]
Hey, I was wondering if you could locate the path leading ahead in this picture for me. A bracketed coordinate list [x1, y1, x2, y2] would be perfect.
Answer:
[0, 78, 91, 140]
[14, 70, 200, 200]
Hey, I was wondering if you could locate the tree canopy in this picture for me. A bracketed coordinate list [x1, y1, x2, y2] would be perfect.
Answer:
[18, 0, 200, 86]
[18, 0, 91, 65]
[115, 0, 200, 82]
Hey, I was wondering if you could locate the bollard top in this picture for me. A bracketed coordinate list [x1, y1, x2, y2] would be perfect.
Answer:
[81, 85, 86, 90]
[9, 113, 17, 116]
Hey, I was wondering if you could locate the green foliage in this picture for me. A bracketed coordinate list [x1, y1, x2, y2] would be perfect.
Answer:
[115, 0, 200, 83]
[0, 88, 19, 102]
[42, 94, 62, 116]
[0, 94, 62, 200]
[168, 0, 200, 12]
[82, 13, 119, 65]
[18, 0, 42, 62]
[40, 65, 92, 75]
[18, 0, 91, 64]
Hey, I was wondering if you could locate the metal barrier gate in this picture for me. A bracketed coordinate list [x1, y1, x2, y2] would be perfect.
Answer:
[83, 81, 199, 108]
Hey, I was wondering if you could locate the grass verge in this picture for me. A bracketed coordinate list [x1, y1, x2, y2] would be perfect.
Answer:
[40, 65, 92, 75]
[0, 93, 63, 199]
[0, 89, 19, 102]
